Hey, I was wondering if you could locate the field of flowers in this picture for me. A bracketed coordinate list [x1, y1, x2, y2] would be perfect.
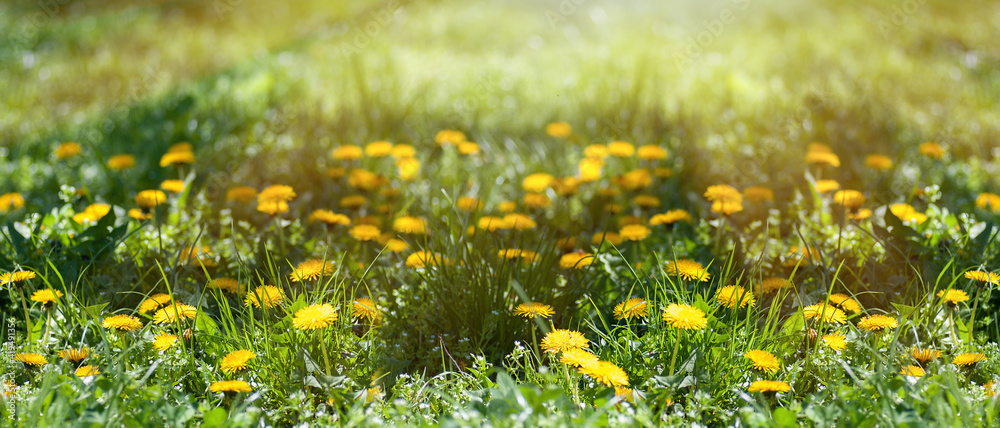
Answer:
[2, 0, 1000, 426]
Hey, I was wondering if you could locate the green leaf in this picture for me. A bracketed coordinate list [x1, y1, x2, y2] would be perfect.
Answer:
[201, 408, 228, 427]
[773, 408, 798, 427]
[195, 311, 219, 336]
[891, 302, 917, 319]
[83, 303, 109, 319]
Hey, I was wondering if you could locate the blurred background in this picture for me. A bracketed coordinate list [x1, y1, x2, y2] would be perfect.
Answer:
[1, 0, 998, 196]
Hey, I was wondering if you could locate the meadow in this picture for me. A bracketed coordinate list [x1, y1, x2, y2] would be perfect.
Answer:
[2, 0, 1000, 426]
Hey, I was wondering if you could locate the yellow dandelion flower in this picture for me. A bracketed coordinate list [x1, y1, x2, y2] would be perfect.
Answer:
[75, 365, 100, 378]
[664, 259, 710, 282]
[135, 189, 167, 209]
[953, 353, 986, 367]
[617, 169, 653, 191]
[546, 121, 572, 138]
[747, 380, 790, 394]
[591, 231, 622, 246]
[743, 186, 775, 204]
[159, 151, 195, 167]
[55, 142, 82, 159]
[393, 216, 427, 234]
[391, 144, 416, 158]
[662, 304, 708, 330]
[225, 186, 257, 203]
[0, 193, 26, 213]
[332, 145, 363, 160]
[607, 141, 635, 157]
[152, 333, 179, 351]
[457, 196, 482, 211]
[857, 314, 898, 332]
[560, 349, 599, 368]
[349, 225, 381, 241]
[245, 285, 285, 309]
[210, 380, 252, 394]
[102, 314, 143, 332]
[1, 270, 36, 286]
[309, 209, 351, 226]
[579, 158, 604, 182]
[938, 289, 969, 305]
[290, 259, 336, 282]
[458, 142, 481, 155]
[107, 154, 136, 170]
[128, 208, 151, 221]
[704, 184, 744, 215]
[503, 213, 537, 231]
[31, 289, 63, 305]
[714, 285, 754, 309]
[849, 208, 872, 221]
[965, 270, 1000, 285]
[580, 360, 629, 387]
[434, 129, 466, 146]
[209, 278, 244, 294]
[364, 141, 394, 157]
[815, 179, 841, 193]
[514, 302, 554, 319]
[901, 365, 925, 377]
[15, 353, 47, 367]
[828, 293, 862, 314]
[219, 350, 256, 374]
[744, 350, 780, 374]
[59, 347, 89, 364]
[522, 193, 551, 209]
[153, 303, 198, 324]
[822, 333, 848, 351]
[911, 347, 941, 364]
[384, 238, 409, 253]
[802, 303, 847, 324]
[138, 293, 172, 313]
[478, 216, 511, 231]
[649, 210, 692, 226]
[756, 278, 790, 295]
[405, 251, 448, 268]
[559, 252, 594, 269]
[976, 193, 1000, 213]
[805, 151, 840, 167]
[619, 224, 651, 242]
[865, 154, 893, 170]
[614, 298, 649, 320]
[919, 142, 945, 159]
[637, 145, 668, 160]
[293, 303, 338, 330]
[160, 180, 184, 194]
[832, 190, 865, 210]
[541, 329, 589, 354]
[352, 298, 381, 322]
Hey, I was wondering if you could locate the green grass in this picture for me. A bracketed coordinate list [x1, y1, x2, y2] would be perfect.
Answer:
[2, 0, 1000, 426]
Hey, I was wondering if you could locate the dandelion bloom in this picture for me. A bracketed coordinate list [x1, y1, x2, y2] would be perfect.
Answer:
[135, 190, 167, 209]
[591, 231, 622, 246]
[619, 224, 651, 242]
[900, 365, 925, 377]
[159, 151, 195, 167]
[747, 380, 790, 393]
[514, 302, 554, 319]
[153, 303, 198, 324]
[814, 179, 841, 193]
[405, 251, 448, 268]
[220, 350, 256, 374]
[1, 270, 35, 286]
[704, 184, 744, 215]
[102, 314, 143, 332]
[75, 365, 100, 378]
[434, 129, 466, 146]
[245, 285, 285, 309]
[849, 208, 872, 221]
[257, 184, 296, 215]
[391, 144, 416, 158]
[579, 158, 604, 182]
[364, 141, 394, 157]
[650, 210, 692, 226]
[560, 349, 599, 368]
[805, 151, 840, 167]
[73, 203, 112, 224]
[349, 225, 381, 241]
[617, 169, 653, 191]
[607, 141, 636, 157]
[209, 278, 243, 294]
[0, 193, 26, 213]
[637, 145, 668, 160]
[828, 293, 862, 314]
[976, 193, 1000, 213]
[584, 144, 609, 159]
[546, 121, 572, 138]
[522, 193, 551, 209]
[55, 142, 82, 159]
[309, 209, 351, 226]
[742, 186, 775, 204]
[458, 142, 481, 155]
[832, 190, 865, 210]
[580, 360, 630, 387]
[714, 285, 754, 309]
[662, 304, 708, 330]
[352, 298, 381, 322]
[290, 259, 336, 282]
[478, 216, 511, 231]
[937, 289, 969, 305]
[822, 333, 848, 351]
[911, 347, 941, 364]
[865, 154, 893, 170]
[31, 289, 63, 305]
[541, 329, 589, 354]
[160, 179, 185, 194]
[756, 278, 790, 295]
[919, 142, 945, 159]
[889, 203, 928, 224]
[985, 382, 996, 398]
[332, 145, 363, 160]
[857, 314, 897, 332]
[152, 333, 179, 351]
[614, 298, 649, 320]
[664, 259, 710, 282]
[744, 350, 780, 374]
[632, 194, 661, 209]
[107, 154, 136, 170]
[293, 304, 338, 330]
[138, 293, 172, 314]
[383, 238, 409, 253]
[559, 252, 594, 269]
[15, 353, 48, 367]
[393, 216, 426, 234]
[210, 380, 252, 394]
[500, 213, 534, 231]
[802, 303, 847, 324]
[953, 353, 986, 367]
[965, 270, 1000, 285]
[225, 186, 258, 203]
[59, 347, 90, 364]
[457, 197, 481, 211]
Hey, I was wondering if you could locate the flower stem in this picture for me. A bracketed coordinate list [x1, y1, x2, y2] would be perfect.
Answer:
[669, 329, 684, 376]
[318, 329, 333, 376]
[18, 288, 31, 343]
[564, 363, 580, 407]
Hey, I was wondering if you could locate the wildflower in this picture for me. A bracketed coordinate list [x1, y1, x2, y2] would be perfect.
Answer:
[160, 180, 185, 194]
[220, 350, 256, 374]
[637, 145, 668, 160]
[822, 333, 848, 351]
[664, 259, 710, 282]
[911, 347, 941, 364]
[514, 302, 554, 319]
[965, 270, 1000, 285]
[815, 179, 841, 193]
[102, 314, 143, 332]
[349, 224, 381, 241]
[257, 185, 296, 215]
[619, 224, 651, 241]
[662, 304, 708, 330]
[293, 304, 338, 330]
[865, 154, 893, 170]
[352, 298, 381, 322]
[802, 303, 847, 325]
[579, 158, 603, 181]
[580, 360, 629, 387]
[210, 380, 252, 394]
[393, 216, 427, 234]
[153, 303, 198, 324]
[546, 121, 572, 138]
[478, 216, 511, 231]
[458, 142, 481, 155]
[1, 270, 35, 286]
[832, 190, 865, 210]
[607, 141, 635, 157]
[614, 387, 636, 403]
[290, 259, 336, 282]
[75, 365, 100, 378]
[15, 353, 47, 367]
[209, 278, 243, 294]
[614, 298, 649, 320]
[434, 129, 466, 146]
[522, 193, 551, 209]
[805, 151, 840, 167]
[405, 251, 448, 268]
[633, 194, 661, 209]
[159, 151, 195, 167]
[953, 353, 986, 367]
[138, 293, 172, 313]
[617, 169, 652, 191]
[31, 289, 63, 306]
[828, 293, 862, 314]
[849, 208, 872, 221]
[245, 285, 285, 309]
[540, 329, 589, 353]
[0, 193, 26, 213]
[741, 186, 775, 204]
[135, 190, 167, 209]
[107, 154, 136, 170]
[785, 246, 819, 267]
[650, 210, 692, 226]
[919, 142, 945, 159]
[310, 209, 351, 226]
[560, 349, 599, 368]
[55, 142, 82, 159]
[857, 314, 897, 332]
[152, 333, 179, 351]
[986, 382, 996, 398]
[504, 213, 537, 230]
[383, 238, 409, 253]
[591, 231, 622, 246]
[900, 365, 925, 377]
[747, 380, 790, 394]
[704, 184, 744, 215]
[73, 203, 112, 224]
[364, 141, 394, 157]
[938, 289, 970, 305]
[457, 197, 481, 211]
[348, 169, 383, 191]
[714, 285, 754, 309]
[890, 203, 927, 224]
[59, 347, 89, 364]
[332, 145, 363, 160]
[976, 193, 1000, 213]
[744, 350, 780, 374]
[225, 186, 257, 203]
[559, 252, 594, 269]
[756, 278, 790, 295]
